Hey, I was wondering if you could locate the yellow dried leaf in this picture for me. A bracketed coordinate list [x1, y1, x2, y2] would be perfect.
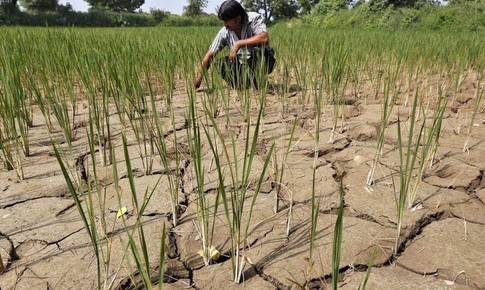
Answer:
[117, 206, 128, 218]
[209, 246, 220, 260]
[197, 246, 220, 261]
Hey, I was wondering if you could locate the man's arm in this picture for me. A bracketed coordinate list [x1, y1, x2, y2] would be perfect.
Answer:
[195, 50, 214, 89]
[229, 32, 269, 60]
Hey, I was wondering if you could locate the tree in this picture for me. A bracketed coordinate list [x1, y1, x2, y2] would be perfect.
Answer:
[0, 0, 19, 13]
[272, 0, 299, 19]
[20, 0, 58, 12]
[297, 0, 320, 14]
[367, 0, 433, 9]
[312, 0, 348, 15]
[243, 0, 299, 21]
[183, 0, 207, 16]
[85, 0, 144, 12]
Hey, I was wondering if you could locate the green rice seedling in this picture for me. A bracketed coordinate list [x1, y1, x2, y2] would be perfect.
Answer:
[358, 245, 378, 290]
[276, 63, 291, 114]
[52, 144, 103, 289]
[118, 134, 161, 288]
[54, 125, 164, 289]
[273, 116, 298, 214]
[332, 179, 345, 290]
[147, 76, 182, 227]
[294, 51, 310, 109]
[309, 73, 323, 263]
[463, 72, 484, 152]
[408, 86, 448, 208]
[0, 69, 27, 179]
[395, 89, 425, 255]
[186, 87, 220, 266]
[119, 66, 155, 175]
[0, 124, 15, 172]
[29, 29, 79, 148]
[160, 41, 178, 106]
[130, 110, 156, 176]
[366, 60, 403, 188]
[324, 45, 349, 144]
[427, 82, 449, 169]
[201, 82, 274, 283]
[28, 71, 54, 133]
[157, 223, 166, 290]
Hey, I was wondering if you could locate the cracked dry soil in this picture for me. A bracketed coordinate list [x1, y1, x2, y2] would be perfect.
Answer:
[1, 74, 485, 290]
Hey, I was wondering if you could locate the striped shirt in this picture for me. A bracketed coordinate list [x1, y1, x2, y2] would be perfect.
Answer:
[208, 12, 267, 63]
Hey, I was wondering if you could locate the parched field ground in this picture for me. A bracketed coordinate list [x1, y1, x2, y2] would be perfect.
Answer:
[1, 70, 484, 290]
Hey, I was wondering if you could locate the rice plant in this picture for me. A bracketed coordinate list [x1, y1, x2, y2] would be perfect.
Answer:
[201, 76, 274, 282]
[408, 85, 448, 208]
[186, 87, 221, 266]
[53, 144, 104, 288]
[366, 60, 403, 188]
[395, 89, 425, 254]
[358, 246, 378, 290]
[324, 45, 349, 144]
[463, 71, 485, 152]
[273, 116, 298, 214]
[309, 67, 323, 263]
[332, 179, 345, 290]
[0, 51, 32, 179]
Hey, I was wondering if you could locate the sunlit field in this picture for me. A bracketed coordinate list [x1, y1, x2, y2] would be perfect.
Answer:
[1, 26, 484, 289]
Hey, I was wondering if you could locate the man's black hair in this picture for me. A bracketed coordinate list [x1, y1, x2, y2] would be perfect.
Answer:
[218, 0, 248, 22]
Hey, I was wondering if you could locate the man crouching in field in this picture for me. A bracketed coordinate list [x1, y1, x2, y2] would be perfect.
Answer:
[194, 0, 276, 90]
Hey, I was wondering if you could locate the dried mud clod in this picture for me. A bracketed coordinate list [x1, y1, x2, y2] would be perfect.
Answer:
[0, 232, 19, 272]
[466, 169, 485, 198]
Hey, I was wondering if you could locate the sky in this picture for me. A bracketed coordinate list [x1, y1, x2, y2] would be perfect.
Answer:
[58, 0, 222, 14]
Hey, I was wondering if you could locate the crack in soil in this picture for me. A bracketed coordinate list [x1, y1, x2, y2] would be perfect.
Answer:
[163, 121, 188, 139]
[55, 202, 77, 217]
[393, 211, 448, 259]
[75, 151, 90, 183]
[1, 196, 67, 210]
[466, 169, 485, 203]
[253, 265, 292, 290]
[302, 211, 455, 289]
[47, 227, 85, 248]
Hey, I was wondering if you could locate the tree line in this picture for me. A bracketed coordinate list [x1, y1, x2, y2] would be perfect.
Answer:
[0, 0, 461, 19]
[1, 0, 484, 29]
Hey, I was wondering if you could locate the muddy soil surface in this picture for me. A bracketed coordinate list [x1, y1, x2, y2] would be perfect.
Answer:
[1, 75, 485, 289]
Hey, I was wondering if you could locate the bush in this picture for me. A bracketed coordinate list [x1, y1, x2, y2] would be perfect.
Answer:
[312, 0, 348, 16]
[0, 10, 158, 26]
[159, 14, 220, 27]
[291, 1, 485, 32]
[150, 8, 169, 23]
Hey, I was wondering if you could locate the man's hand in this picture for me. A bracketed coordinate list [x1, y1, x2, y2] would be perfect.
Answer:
[195, 73, 202, 89]
[229, 41, 240, 60]
[195, 51, 214, 89]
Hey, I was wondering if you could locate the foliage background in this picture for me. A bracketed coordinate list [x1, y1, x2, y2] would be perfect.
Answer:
[1, 1, 485, 30]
